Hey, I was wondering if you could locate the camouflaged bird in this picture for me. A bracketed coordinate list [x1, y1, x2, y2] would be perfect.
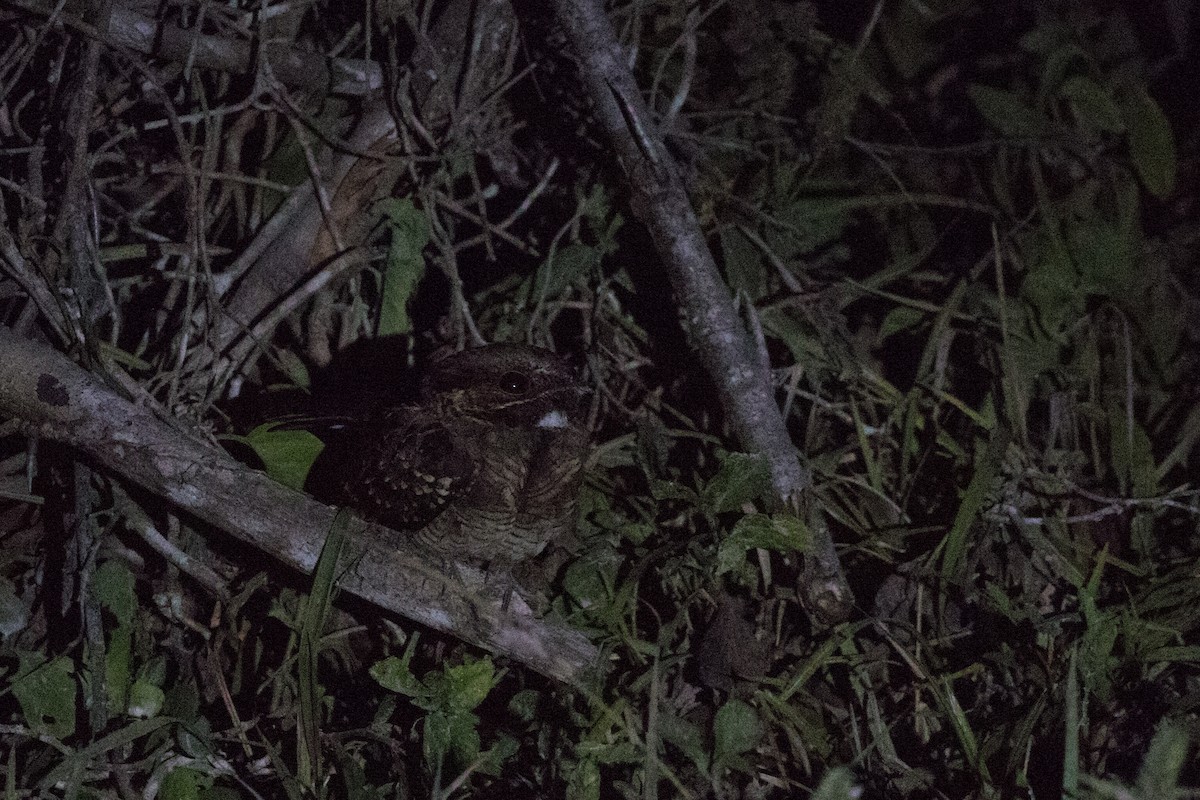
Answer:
[341, 344, 588, 566]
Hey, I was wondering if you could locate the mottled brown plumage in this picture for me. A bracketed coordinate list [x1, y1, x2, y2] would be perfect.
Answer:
[342, 344, 587, 565]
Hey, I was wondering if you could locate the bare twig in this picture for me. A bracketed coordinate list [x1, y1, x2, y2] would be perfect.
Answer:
[545, 0, 852, 621]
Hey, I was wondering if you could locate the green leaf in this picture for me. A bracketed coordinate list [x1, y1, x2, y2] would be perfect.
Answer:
[161, 767, 202, 800]
[659, 713, 710, 773]
[941, 427, 1010, 579]
[1136, 723, 1188, 797]
[370, 655, 424, 697]
[44, 718, 171, 785]
[93, 560, 136, 714]
[442, 658, 497, 712]
[619, 521, 653, 545]
[1122, 87, 1177, 198]
[811, 767, 860, 800]
[1019, 22, 1073, 54]
[127, 678, 165, 718]
[93, 559, 136, 620]
[1068, 221, 1134, 296]
[274, 348, 311, 390]
[1058, 75, 1123, 134]
[377, 197, 430, 336]
[567, 757, 601, 800]
[243, 423, 326, 490]
[720, 227, 769, 299]
[534, 243, 598, 301]
[476, 733, 519, 776]
[717, 513, 810, 576]
[508, 689, 540, 723]
[423, 709, 481, 771]
[879, 306, 924, 339]
[12, 656, 77, 739]
[649, 477, 696, 503]
[297, 509, 350, 788]
[712, 699, 762, 772]
[562, 552, 619, 608]
[968, 84, 1045, 137]
[703, 451, 772, 515]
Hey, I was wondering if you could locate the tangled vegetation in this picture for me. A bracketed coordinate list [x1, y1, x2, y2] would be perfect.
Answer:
[1, 0, 1197, 798]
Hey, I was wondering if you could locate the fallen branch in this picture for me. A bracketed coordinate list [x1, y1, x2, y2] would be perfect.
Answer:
[0, 326, 598, 686]
[546, 0, 852, 621]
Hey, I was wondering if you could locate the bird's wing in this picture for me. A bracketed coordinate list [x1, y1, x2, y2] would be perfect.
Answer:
[341, 406, 478, 532]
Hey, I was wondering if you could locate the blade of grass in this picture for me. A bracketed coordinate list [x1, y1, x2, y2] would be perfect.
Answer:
[297, 509, 352, 790]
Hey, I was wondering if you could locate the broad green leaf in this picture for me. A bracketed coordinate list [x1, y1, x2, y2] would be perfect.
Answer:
[649, 477, 695, 503]
[659, 712, 710, 773]
[476, 733, 519, 776]
[811, 767, 860, 800]
[720, 227, 769, 300]
[619, 521, 653, 545]
[1122, 87, 1177, 198]
[94, 561, 135, 714]
[562, 551, 620, 608]
[968, 84, 1045, 137]
[377, 197, 430, 336]
[370, 656, 423, 697]
[161, 767, 202, 800]
[1019, 22, 1073, 54]
[93, 559, 136, 620]
[163, 679, 201, 723]
[508, 689, 540, 722]
[534, 243, 598, 301]
[1136, 722, 1188, 797]
[243, 423, 326, 491]
[879, 306, 924, 339]
[1021, 244, 1079, 314]
[442, 658, 497, 712]
[1059, 75, 1123, 134]
[703, 451, 771, 515]
[1068, 221, 1133, 296]
[1037, 42, 1088, 105]
[423, 709, 481, 770]
[127, 679, 164, 718]
[274, 348, 311, 390]
[1063, 649, 1081, 798]
[12, 656, 77, 739]
[717, 513, 811, 576]
[567, 757, 601, 800]
[713, 699, 762, 772]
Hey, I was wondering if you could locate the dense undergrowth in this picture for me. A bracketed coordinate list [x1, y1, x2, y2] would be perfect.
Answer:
[1, 0, 1198, 798]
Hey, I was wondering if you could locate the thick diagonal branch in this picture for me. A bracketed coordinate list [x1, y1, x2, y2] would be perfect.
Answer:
[0, 326, 597, 686]
[547, 0, 851, 622]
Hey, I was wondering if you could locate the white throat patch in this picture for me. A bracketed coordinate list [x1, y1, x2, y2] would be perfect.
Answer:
[536, 409, 569, 429]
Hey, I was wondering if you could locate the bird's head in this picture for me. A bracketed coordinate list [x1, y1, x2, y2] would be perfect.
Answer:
[421, 344, 586, 429]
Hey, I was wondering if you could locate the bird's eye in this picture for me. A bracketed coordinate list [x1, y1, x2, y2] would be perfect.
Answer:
[498, 371, 530, 394]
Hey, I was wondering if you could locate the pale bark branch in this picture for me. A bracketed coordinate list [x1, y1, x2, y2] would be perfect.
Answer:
[0, 326, 599, 686]
[546, 0, 853, 622]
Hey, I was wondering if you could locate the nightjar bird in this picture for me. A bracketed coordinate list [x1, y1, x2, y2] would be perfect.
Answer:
[338, 344, 588, 566]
